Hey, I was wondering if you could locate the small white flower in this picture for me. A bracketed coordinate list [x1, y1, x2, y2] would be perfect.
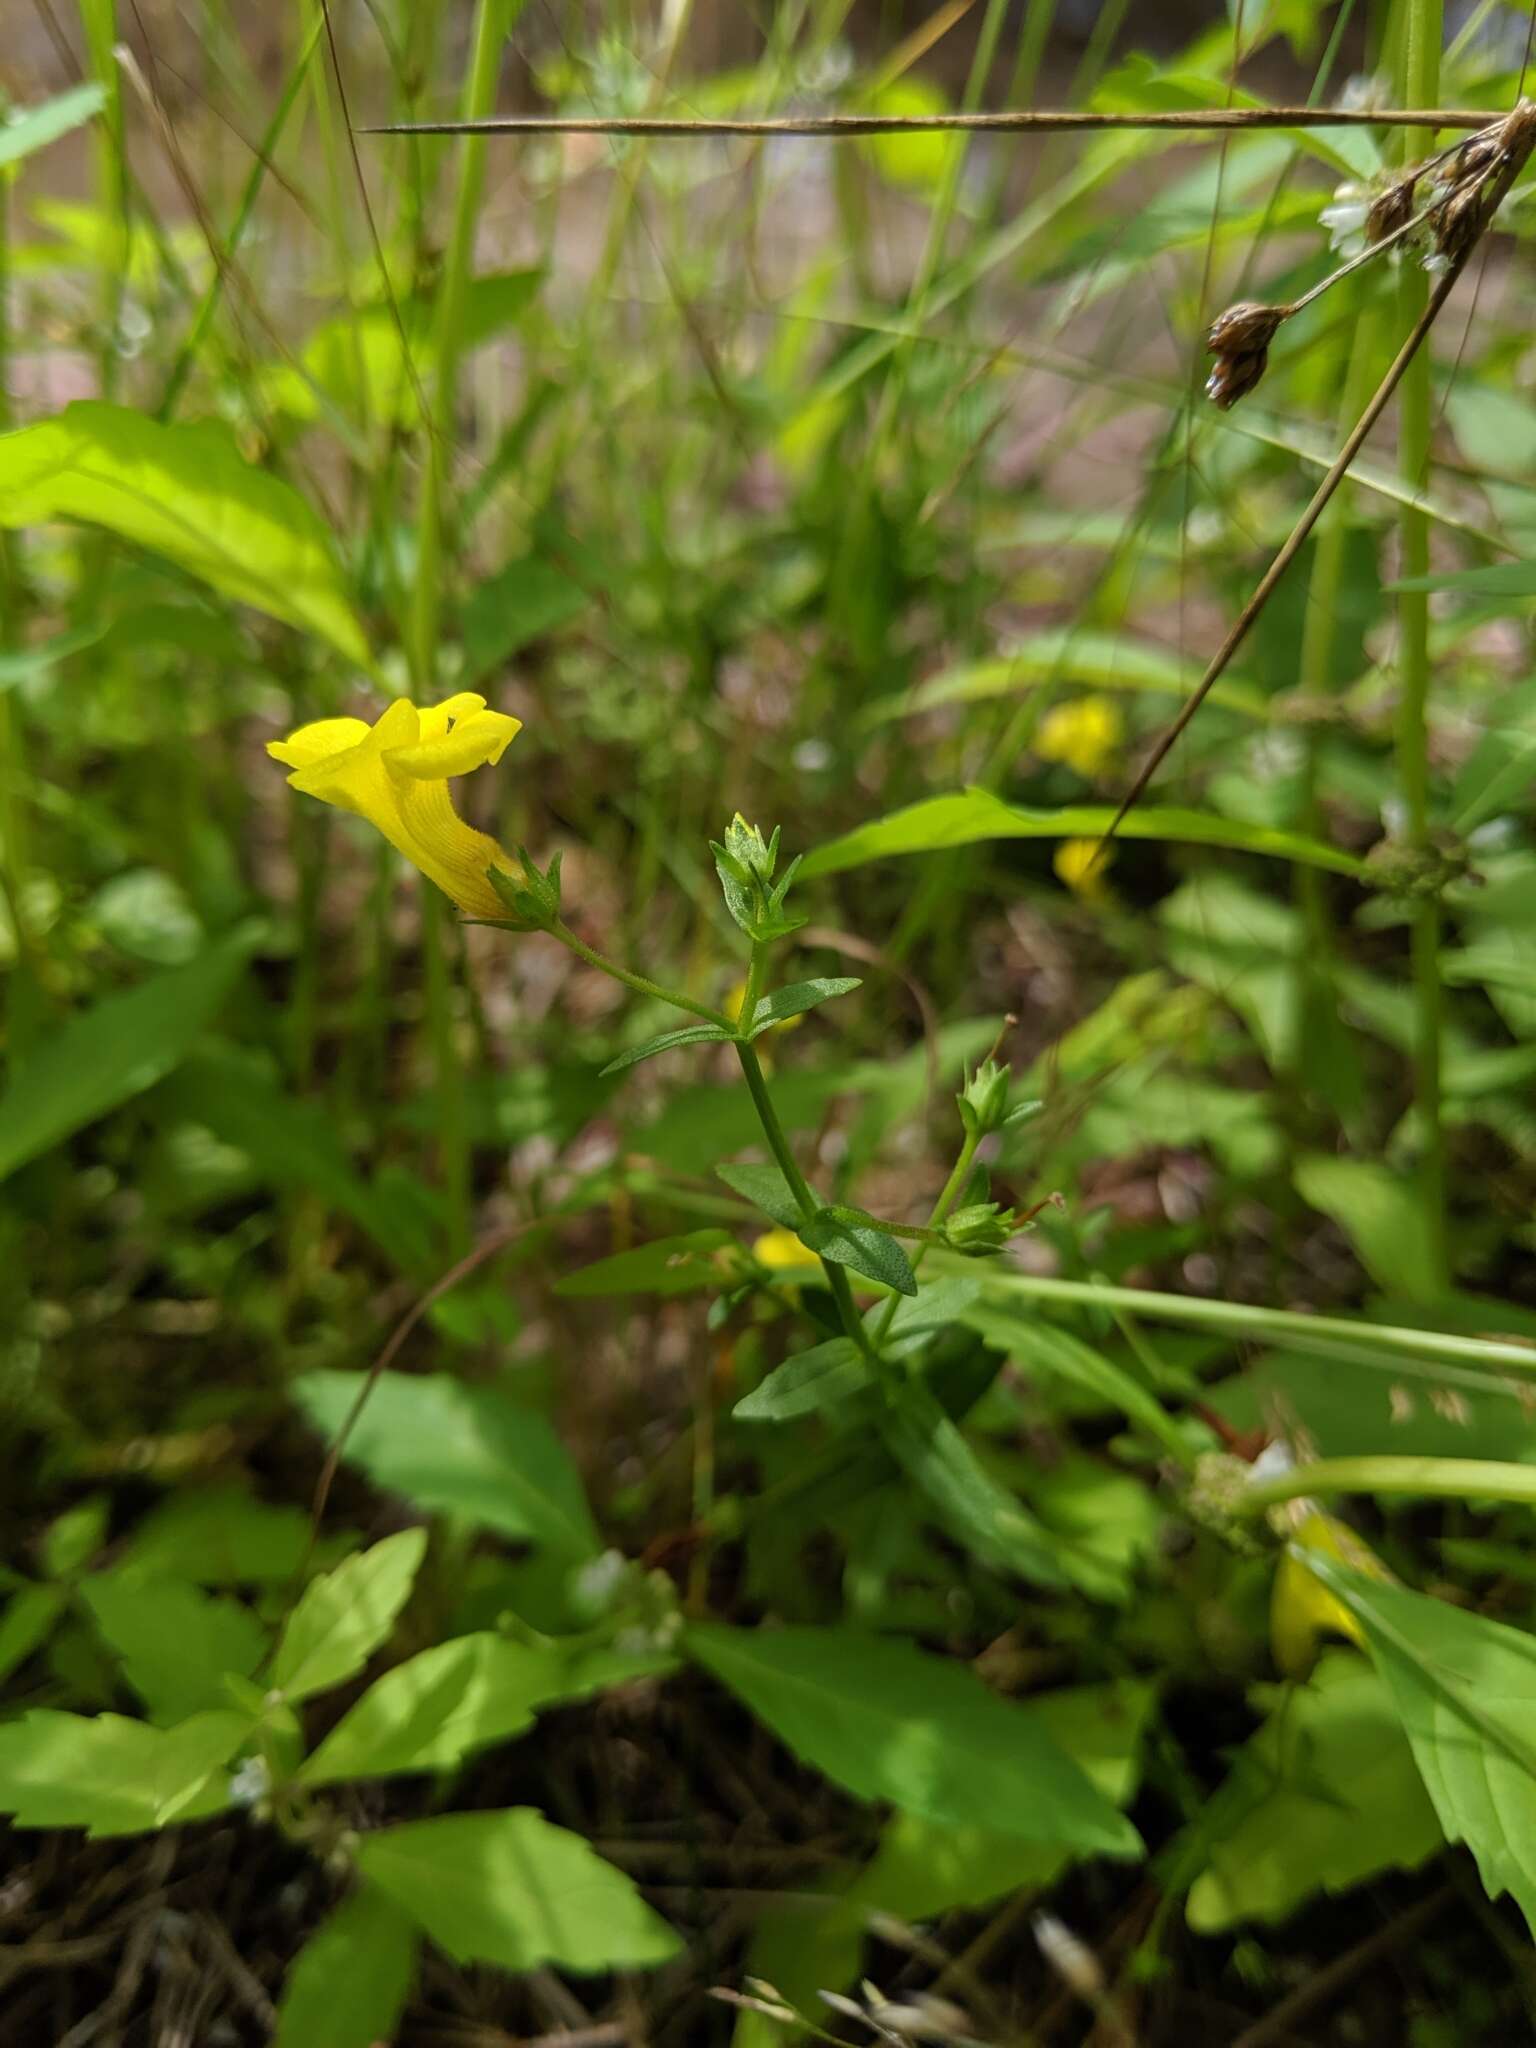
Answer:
[227, 1756, 271, 1808]
[1321, 183, 1370, 256]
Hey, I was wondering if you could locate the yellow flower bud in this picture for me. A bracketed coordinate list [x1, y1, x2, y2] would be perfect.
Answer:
[1035, 694, 1122, 779]
[1054, 836, 1113, 902]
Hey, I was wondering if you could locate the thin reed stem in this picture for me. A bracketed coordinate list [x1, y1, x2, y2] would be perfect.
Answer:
[1395, 0, 1449, 1288]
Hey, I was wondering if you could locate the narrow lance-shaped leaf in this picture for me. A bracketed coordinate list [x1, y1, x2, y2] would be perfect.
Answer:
[800, 1207, 919, 1296]
[555, 1228, 732, 1298]
[0, 84, 106, 171]
[748, 977, 862, 1037]
[600, 1024, 733, 1076]
[734, 1337, 872, 1422]
[800, 787, 1366, 880]
[0, 928, 258, 1185]
[716, 1160, 807, 1229]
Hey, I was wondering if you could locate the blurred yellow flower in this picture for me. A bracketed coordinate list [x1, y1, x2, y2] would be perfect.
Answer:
[1036, 694, 1122, 778]
[752, 1227, 819, 1273]
[725, 980, 802, 1035]
[1054, 836, 1112, 901]
[269, 694, 521, 919]
[1270, 1509, 1392, 1681]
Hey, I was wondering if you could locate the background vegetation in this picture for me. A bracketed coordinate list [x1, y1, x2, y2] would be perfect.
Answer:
[6, 0, 1536, 2041]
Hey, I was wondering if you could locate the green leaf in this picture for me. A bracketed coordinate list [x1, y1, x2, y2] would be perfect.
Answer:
[0, 1708, 248, 1835]
[747, 977, 862, 1037]
[461, 552, 586, 680]
[1390, 562, 1536, 598]
[870, 1278, 983, 1354]
[716, 1160, 806, 1229]
[298, 1632, 670, 1786]
[1294, 1156, 1443, 1304]
[800, 787, 1365, 881]
[0, 929, 258, 1184]
[0, 403, 368, 661]
[734, 1338, 871, 1422]
[163, 1046, 439, 1275]
[1186, 1651, 1442, 1932]
[555, 1228, 732, 1298]
[81, 1573, 268, 1723]
[293, 1371, 600, 1560]
[0, 1585, 67, 1683]
[275, 1886, 418, 2048]
[877, 1380, 1069, 1588]
[41, 1494, 110, 1578]
[800, 1208, 918, 1297]
[1302, 1554, 1536, 1932]
[356, 1808, 681, 1972]
[686, 1623, 1137, 1854]
[272, 1529, 426, 1704]
[0, 84, 106, 172]
[963, 1307, 1191, 1463]
[119, 1484, 317, 1586]
[600, 1024, 733, 1076]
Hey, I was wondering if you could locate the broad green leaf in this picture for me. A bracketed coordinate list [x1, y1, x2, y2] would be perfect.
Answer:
[800, 1209, 918, 1297]
[0, 402, 368, 661]
[274, 1886, 418, 2048]
[462, 552, 586, 680]
[0, 929, 257, 1184]
[600, 1024, 732, 1076]
[748, 978, 862, 1037]
[734, 1679, 1154, 2048]
[164, 1046, 439, 1276]
[294, 1371, 600, 1560]
[686, 1623, 1137, 1854]
[356, 1807, 681, 1971]
[272, 1529, 426, 1704]
[120, 1484, 317, 1585]
[1303, 1554, 1536, 1932]
[298, 1633, 671, 1786]
[876, 1380, 1068, 1587]
[734, 1338, 871, 1422]
[1186, 1652, 1442, 1932]
[0, 1708, 248, 1835]
[0, 1585, 66, 1683]
[81, 1573, 267, 1724]
[716, 1160, 806, 1229]
[1294, 1156, 1442, 1304]
[801, 788, 1365, 881]
[0, 84, 106, 172]
[41, 1494, 110, 1578]
[555, 1228, 732, 1298]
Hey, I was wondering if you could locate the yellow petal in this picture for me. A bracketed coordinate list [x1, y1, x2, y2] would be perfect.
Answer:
[267, 716, 372, 770]
[1270, 1510, 1389, 1680]
[388, 709, 522, 779]
[753, 1227, 820, 1273]
[415, 692, 489, 741]
[393, 776, 515, 918]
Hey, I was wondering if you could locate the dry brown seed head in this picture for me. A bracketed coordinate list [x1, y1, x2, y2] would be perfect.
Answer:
[1205, 346, 1269, 410]
[1365, 178, 1418, 244]
[1206, 300, 1286, 355]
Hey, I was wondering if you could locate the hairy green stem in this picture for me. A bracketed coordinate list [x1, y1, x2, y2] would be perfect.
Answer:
[1396, 0, 1449, 1286]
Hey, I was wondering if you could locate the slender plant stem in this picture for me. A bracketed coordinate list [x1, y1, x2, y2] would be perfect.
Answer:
[1396, 0, 1449, 1288]
[734, 1038, 878, 1364]
[549, 921, 733, 1030]
[424, 890, 471, 1253]
[962, 1267, 1536, 1375]
[871, 1128, 979, 1348]
[1239, 1454, 1536, 1514]
[369, 108, 1495, 139]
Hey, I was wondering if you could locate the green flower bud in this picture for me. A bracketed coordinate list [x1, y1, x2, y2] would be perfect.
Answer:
[942, 1202, 1014, 1254]
[957, 1058, 1011, 1139]
[485, 847, 563, 930]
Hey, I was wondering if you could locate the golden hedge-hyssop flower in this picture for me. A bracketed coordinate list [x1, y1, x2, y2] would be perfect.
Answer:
[268, 694, 521, 918]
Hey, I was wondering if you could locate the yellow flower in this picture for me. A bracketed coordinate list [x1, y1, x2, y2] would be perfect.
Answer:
[752, 1227, 819, 1274]
[268, 694, 522, 919]
[1270, 1509, 1392, 1681]
[1054, 836, 1112, 902]
[1036, 693, 1122, 778]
